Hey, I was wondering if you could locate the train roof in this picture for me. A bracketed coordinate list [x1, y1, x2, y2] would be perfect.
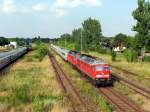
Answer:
[60, 48, 69, 53]
[0, 47, 26, 59]
[78, 54, 107, 65]
[68, 51, 107, 65]
[68, 50, 80, 55]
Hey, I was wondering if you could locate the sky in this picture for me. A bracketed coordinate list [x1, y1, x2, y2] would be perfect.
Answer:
[0, 0, 141, 38]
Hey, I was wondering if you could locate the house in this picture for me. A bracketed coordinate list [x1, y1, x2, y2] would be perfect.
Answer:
[113, 46, 126, 52]
[9, 42, 17, 48]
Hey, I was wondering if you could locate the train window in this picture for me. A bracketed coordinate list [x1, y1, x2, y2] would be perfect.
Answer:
[104, 66, 110, 70]
[95, 66, 102, 71]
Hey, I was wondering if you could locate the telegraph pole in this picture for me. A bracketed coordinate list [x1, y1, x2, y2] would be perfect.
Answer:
[81, 29, 83, 52]
[65, 38, 67, 48]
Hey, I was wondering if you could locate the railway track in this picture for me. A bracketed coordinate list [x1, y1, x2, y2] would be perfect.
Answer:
[99, 87, 145, 112]
[48, 51, 98, 112]
[78, 73, 146, 112]
[112, 72, 150, 99]
[111, 65, 150, 80]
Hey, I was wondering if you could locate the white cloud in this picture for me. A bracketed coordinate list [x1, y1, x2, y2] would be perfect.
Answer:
[85, 0, 102, 7]
[0, 0, 31, 14]
[2, 0, 16, 13]
[51, 0, 102, 16]
[53, 0, 82, 9]
[32, 4, 49, 12]
[53, 0, 101, 9]
[55, 9, 67, 16]
[0, 0, 102, 16]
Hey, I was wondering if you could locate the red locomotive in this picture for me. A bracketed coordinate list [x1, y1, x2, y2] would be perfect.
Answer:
[51, 45, 113, 86]
[67, 51, 113, 86]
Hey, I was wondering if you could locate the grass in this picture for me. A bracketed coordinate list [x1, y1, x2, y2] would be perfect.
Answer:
[114, 82, 150, 111]
[114, 82, 134, 96]
[0, 50, 72, 112]
[53, 50, 113, 112]
[0, 47, 7, 52]
[0, 47, 14, 52]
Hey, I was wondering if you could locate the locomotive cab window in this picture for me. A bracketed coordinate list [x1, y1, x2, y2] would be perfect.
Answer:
[95, 66, 102, 71]
[104, 66, 110, 71]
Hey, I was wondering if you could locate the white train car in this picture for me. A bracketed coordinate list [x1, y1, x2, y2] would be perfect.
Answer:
[59, 48, 69, 61]
[51, 44, 69, 61]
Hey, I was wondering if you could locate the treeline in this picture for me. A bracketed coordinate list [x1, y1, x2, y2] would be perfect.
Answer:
[52, 0, 150, 62]
[0, 37, 10, 46]
[0, 36, 51, 47]
[53, 17, 103, 52]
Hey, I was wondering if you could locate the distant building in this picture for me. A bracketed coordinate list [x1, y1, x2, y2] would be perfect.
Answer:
[9, 42, 17, 48]
[113, 46, 126, 52]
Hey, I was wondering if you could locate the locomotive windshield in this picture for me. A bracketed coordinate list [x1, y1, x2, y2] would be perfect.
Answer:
[96, 66, 102, 71]
[104, 66, 110, 71]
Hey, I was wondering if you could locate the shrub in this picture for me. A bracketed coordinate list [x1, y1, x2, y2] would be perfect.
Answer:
[34, 96, 43, 112]
[10, 84, 30, 105]
[97, 48, 107, 54]
[143, 56, 150, 62]
[111, 51, 116, 61]
[25, 57, 33, 62]
[36, 43, 48, 61]
[123, 49, 138, 62]
[15, 84, 29, 102]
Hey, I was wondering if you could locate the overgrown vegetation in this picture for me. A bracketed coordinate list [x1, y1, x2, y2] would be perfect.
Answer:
[143, 56, 150, 62]
[123, 49, 138, 62]
[111, 51, 116, 61]
[0, 50, 72, 112]
[36, 42, 48, 61]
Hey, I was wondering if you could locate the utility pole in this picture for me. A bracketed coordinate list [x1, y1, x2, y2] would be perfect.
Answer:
[65, 38, 67, 48]
[81, 29, 83, 52]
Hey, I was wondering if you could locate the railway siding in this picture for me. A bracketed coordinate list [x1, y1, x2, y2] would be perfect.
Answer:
[112, 72, 150, 99]
[48, 51, 99, 112]
[99, 87, 145, 112]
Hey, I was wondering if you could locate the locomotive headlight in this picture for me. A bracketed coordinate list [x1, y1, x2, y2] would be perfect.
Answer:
[105, 74, 110, 77]
[96, 75, 102, 78]
[96, 74, 110, 78]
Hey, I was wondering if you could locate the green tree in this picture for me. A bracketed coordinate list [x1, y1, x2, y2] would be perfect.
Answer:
[60, 33, 72, 48]
[113, 33, 128, 48]
[0, 37, 10, 46]
[123, 49, 138, 62]
[36, 43, 48, 61]
[72, 28, 82, 51]
[82, 17, 102, 51]
[132, 0, 150, 51]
